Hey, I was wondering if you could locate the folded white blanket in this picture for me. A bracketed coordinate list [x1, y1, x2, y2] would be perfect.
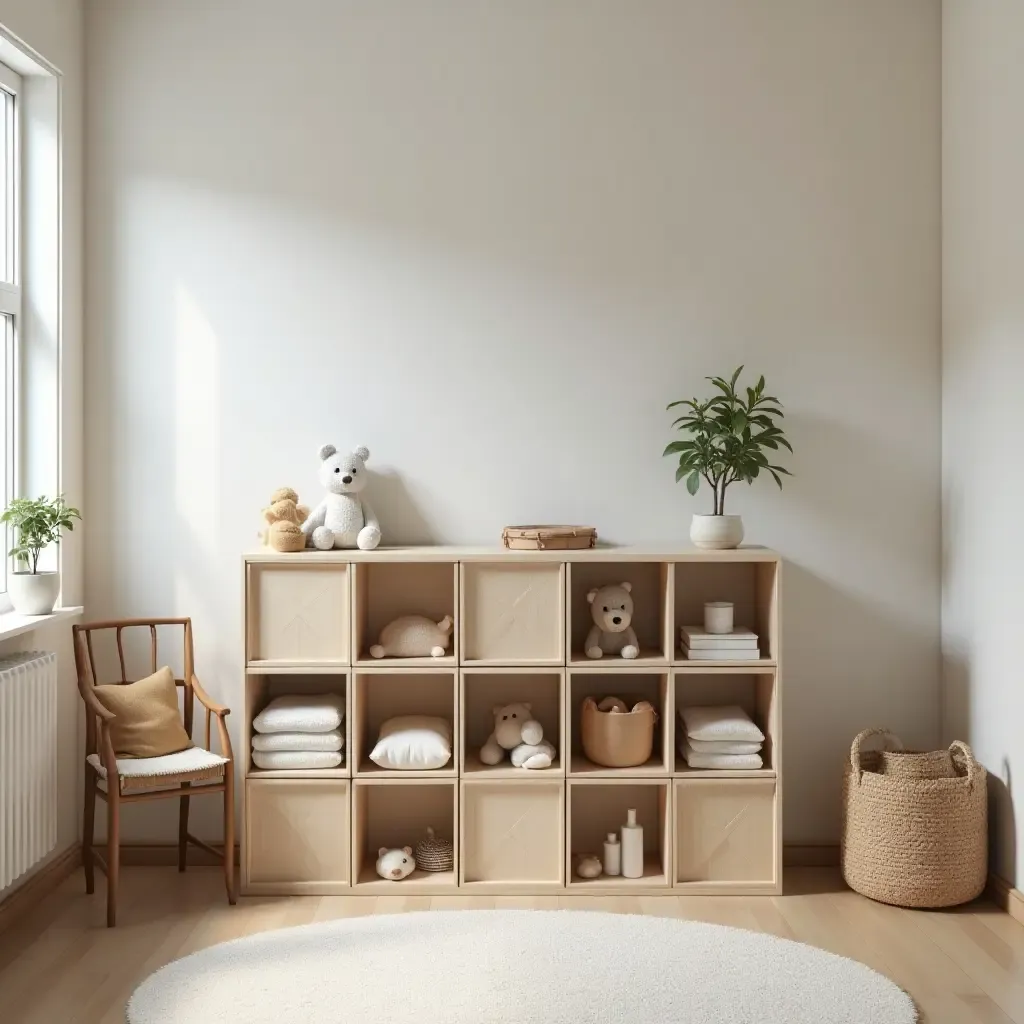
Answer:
[252, 750, 343, 771]
[252, 730, 344, 753]
[686, 737, 762, 755]
[253, 694, 345, 734]
[680, 739, 763, 770]
[679, 704, 764, 743]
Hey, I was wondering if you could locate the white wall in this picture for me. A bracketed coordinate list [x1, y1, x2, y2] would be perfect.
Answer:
[0, 0, 84, 896]
[942, 0, 1024, 884]
[85, 0, 941, 843]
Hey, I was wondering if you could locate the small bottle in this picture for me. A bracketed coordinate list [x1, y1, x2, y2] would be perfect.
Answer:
[603, 832, 621, 876]
[620, 808, 644, 879]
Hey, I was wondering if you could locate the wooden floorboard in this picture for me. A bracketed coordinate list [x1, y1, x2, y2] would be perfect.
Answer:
[0, 866, 1022, 1023]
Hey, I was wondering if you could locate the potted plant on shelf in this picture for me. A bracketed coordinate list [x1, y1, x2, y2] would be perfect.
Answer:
[664, 366, 792, 549]
[1, 494, 81, 614]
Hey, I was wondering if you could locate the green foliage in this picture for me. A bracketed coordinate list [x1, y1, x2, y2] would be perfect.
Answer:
[663, 366, 792, 515]
[1, 494, 81, 575]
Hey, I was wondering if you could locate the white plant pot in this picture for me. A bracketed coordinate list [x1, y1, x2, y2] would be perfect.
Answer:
[8, 571, 60, 615]
[690, 514, 744, 550]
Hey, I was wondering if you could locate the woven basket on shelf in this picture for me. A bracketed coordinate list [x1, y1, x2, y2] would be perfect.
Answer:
[841, 728, 987, 908]
[415, 827, 453, 873]
[501, 525, 597, 550]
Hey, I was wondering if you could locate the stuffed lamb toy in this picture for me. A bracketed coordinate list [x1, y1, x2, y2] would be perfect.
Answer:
[301, 444, 381, 551]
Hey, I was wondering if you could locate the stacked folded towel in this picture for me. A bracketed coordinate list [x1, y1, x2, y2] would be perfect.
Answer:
[251, 693, 345, 770]
[678, 704, 765, 769]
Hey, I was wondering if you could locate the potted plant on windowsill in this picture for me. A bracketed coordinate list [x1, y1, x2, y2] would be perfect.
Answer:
[1, 494, 81, 614]
[664, 366, 792, 549]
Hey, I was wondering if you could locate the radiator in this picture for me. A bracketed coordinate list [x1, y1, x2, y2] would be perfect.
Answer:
[0, 651, 58, 890]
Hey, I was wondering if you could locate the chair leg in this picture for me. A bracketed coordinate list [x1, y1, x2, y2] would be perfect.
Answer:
[82, 773, 96, 895]
[106, 786, 120, 928]
[178, 784, 191, 872]
[223, 768, 236, 904]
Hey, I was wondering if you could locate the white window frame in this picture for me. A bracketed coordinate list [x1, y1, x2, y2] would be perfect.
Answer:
[0, 57, 21, 603]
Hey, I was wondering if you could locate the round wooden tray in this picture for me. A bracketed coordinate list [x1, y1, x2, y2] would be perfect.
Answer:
[501, 525, 597, 550]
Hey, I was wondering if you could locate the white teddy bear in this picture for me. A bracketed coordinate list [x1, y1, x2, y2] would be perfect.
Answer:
[585, 582, 639, 659]
[301, 444, 382, 551]
[479, 702, 556, 770]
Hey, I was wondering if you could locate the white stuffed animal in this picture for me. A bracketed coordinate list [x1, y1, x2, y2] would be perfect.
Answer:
[370, 615, 453, 659]
[376, 846, 416, 881]
[479, 702, 556, 770]
[301, 444, 381, 551]
[585, 582, 639, 659]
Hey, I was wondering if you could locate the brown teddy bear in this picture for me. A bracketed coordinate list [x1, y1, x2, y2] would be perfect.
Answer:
[261, 488, 311, 552]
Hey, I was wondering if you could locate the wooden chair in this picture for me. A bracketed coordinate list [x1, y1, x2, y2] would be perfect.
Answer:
[73, 618, 236, 927]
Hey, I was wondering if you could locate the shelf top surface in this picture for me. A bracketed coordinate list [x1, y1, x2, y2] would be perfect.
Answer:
[245, 544, 780, 565]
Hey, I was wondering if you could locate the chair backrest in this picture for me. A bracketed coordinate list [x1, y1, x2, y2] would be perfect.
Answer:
[72, 618, 196, 757]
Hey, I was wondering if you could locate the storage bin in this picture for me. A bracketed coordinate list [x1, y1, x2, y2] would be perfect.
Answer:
[842, 728, 987, 908]
[580, 697, 656, 768]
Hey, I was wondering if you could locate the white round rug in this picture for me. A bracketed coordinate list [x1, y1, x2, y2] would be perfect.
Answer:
[127, 910, 916, 1024]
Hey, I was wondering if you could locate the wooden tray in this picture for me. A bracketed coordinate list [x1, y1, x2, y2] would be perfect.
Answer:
[501, 525, 597, 550]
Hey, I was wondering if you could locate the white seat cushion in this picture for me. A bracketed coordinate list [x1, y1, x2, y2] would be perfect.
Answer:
[87, 747, 228, 792]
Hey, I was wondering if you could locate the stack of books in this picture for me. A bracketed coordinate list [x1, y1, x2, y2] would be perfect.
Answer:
[679, 625, 760, 661]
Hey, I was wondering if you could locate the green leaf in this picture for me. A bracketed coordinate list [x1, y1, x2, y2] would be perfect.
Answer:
[756, 375, 765, 394]
[675, 464, 690, 483]
[686, 471, 701, 495]
[729, 365, 744, 388]
[768, 469, 784, 489]
[663, 440, 694, 456]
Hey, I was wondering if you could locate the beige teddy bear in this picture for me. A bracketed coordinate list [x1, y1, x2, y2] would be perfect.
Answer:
[261, 487, 311, 553]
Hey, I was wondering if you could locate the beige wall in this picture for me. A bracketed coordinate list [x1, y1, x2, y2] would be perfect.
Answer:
[85, 0, 941, 843]
[0, 0, 84, 897]
[942, 0, 1024, 884]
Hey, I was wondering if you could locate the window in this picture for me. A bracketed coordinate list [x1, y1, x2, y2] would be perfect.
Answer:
[0, 59, 19, 598]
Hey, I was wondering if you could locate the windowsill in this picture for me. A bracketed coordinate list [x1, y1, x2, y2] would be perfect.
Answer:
[0, 605, 82, 642]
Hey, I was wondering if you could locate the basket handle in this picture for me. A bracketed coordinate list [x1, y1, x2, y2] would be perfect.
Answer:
[948, 740, 980, 788]
[849, 727, 904, 781]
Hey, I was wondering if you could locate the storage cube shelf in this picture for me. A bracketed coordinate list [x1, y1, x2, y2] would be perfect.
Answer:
[242, 546, 782, 896]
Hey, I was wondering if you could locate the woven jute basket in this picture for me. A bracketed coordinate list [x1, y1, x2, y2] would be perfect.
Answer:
[841, 728, 987, 908]
[501, 525, 597, 550]
[414, 827, 453, 873]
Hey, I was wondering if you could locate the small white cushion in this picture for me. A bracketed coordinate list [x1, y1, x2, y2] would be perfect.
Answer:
[679, 739, 763, 770]
[252, 750, 343, 770]
[686, 737, 762, 755]
[252, 730, 344, 753]
[679, 704, 764, 743]
[253, 694, 345, 734]
[369, 715, 451, 771]
[87, 747, 228, 779]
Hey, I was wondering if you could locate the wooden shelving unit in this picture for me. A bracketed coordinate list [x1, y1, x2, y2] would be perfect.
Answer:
[241, 545, 781, 896]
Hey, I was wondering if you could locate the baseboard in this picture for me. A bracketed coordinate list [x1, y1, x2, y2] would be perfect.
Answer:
[783, 843, 840, 867]
[987, 873, 1024, 926]
[0, 843, 81, 935]
[100, 842, 241, 867]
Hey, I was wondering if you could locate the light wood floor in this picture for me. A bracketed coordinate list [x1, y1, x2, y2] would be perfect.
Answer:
[1, 867, 1023, 1023]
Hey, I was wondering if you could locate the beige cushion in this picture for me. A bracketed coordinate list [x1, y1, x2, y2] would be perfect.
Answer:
[94, 666, 193, 758]
[86, 748, 227, 792]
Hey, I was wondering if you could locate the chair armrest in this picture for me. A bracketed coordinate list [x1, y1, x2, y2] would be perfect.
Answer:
[191, 674, 230, 717]
[80, 684, 116, 723]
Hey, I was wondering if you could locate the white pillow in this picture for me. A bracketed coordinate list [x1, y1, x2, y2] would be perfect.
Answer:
[252, 750, 343, 770]
[679, 704, 764, 743]
[679, 740, 763, 771]
[252, 730, 344, 753]
[253, 694, 345, 734]
[369, 715, 451, 771]
[687, 737, 762, 755]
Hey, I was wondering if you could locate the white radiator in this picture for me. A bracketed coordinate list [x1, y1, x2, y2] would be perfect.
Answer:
[0, 651, 58, 890]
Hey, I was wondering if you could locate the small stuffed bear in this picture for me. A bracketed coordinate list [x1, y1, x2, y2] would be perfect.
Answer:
[480, 702, 556, 770]
[301, 445, 382, 551]
[585, 582, 639, 659]
[376, 846, 416, 881]
[261, 487, 310, 553]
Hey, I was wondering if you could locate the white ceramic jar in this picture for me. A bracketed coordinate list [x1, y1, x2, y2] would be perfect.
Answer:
[690, 514, 744, 550]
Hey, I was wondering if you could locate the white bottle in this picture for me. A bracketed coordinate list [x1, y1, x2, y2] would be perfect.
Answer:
[620, 808, 644, 879]
[603, 832, 621, 876]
